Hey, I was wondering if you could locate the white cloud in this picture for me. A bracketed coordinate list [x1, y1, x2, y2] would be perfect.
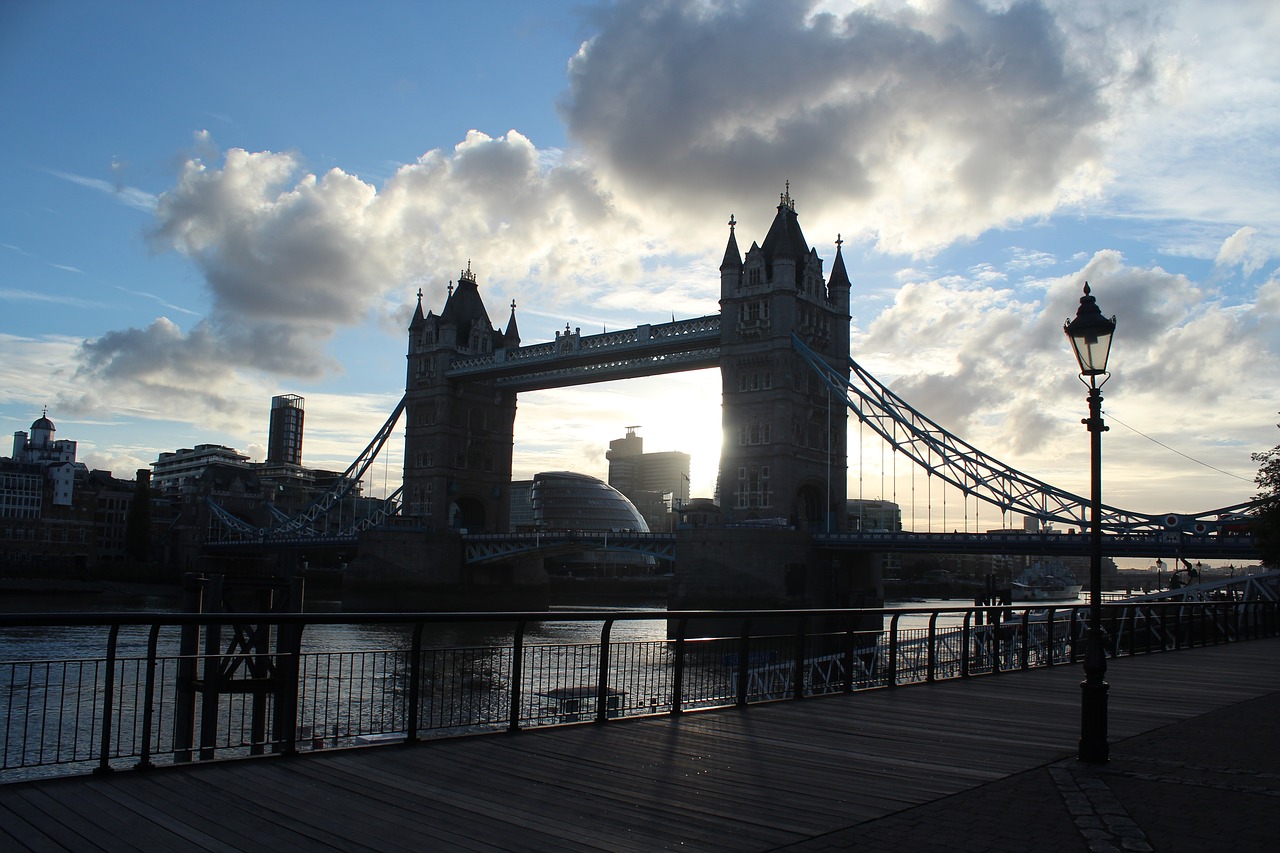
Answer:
[1214, 226, 1271, 277]
[850, 249, 1277, 514]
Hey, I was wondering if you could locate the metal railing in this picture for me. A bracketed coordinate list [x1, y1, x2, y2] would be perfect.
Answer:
[2, 599, 1277, 783]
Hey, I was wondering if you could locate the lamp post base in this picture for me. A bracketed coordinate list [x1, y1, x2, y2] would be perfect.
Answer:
[1078, 628, 1109, 764]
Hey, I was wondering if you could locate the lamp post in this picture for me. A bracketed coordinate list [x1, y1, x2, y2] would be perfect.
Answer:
[1064, 281, 1116, 764]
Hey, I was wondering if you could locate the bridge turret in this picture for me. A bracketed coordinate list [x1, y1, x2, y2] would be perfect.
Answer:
[402, 266, 517, 534]
[716, 189, 850, 532]
[720, 215, 743, 300]
[828, 236, 851, 316]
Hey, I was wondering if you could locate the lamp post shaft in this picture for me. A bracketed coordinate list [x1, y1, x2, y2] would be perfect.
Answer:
[1079, 384, 1109, 763]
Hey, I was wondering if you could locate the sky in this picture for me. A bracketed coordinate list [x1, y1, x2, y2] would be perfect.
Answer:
[2, 0, 1278, 538]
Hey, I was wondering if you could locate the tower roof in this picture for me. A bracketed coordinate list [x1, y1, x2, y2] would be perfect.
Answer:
[409, 287, 426, 329]
[720, 215, 743, 271]
[31, 406, 54, 432]
[758, 184, 809, 286]
[828, 235, 851, 292]
[504, 299, 521, 348]
[438, 262, 496, 345]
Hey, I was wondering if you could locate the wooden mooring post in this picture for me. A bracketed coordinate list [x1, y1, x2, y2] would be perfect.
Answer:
[173, 567, 305, 763]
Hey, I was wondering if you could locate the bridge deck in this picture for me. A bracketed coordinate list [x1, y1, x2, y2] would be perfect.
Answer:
[3, 640, 1277, 851]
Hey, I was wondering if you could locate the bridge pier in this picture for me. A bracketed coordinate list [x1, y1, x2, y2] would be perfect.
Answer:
[670, 527, 882, 635]
[345, 528, 549, 610]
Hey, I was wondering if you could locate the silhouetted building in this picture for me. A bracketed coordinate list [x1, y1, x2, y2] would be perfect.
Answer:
[606, 426, 690, 533]
[267, 394, 305, 466]
[1, 411, 154, 576]
[152, 444, 250, 496]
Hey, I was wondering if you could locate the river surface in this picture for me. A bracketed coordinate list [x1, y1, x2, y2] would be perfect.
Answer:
[0, 586, 1084, 663]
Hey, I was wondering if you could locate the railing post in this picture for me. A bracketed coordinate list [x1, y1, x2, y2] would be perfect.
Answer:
[887, 613, 901, 688]
[842, 611, 857, 693]
[1016, 609, 1029, 670]
[596, 620, 615, 723]
[791, 615, 808, 701]
[275, 619, 304, 757]
[136, 623, 162, 770]
[1043, 607, 1057, 667]
[671, 618, 687, 716]
[95, 624, 122, 775]
[406, 622, 426, 743]
[961, 612, 972, 678]
[507, 620, 526, 733]
[736, 618, 752, 706]
[926, 613, 938, 682]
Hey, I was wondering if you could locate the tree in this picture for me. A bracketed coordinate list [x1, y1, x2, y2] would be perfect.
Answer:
[1251, 419, 1280, 567]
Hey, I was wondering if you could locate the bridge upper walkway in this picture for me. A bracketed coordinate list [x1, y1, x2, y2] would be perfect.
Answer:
[2, 638, 1276, 851]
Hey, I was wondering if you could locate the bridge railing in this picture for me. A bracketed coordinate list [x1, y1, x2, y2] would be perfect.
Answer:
[2, 599, 1277, 783]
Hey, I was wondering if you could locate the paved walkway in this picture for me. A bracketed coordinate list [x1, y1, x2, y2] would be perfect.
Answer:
[2, 639, 1277, 851]
[779, 689, 1280, 852]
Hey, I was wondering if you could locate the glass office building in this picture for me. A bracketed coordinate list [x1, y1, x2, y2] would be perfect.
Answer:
[528, 472, 655, 576]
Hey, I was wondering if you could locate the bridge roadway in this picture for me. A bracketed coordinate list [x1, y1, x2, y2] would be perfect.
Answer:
[461, 529, 1258, 564]
[2, 639, 1276, 851]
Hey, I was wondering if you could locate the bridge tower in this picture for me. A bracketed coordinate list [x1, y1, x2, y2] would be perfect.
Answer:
[717, 187, 851, 531]
[404, 265, 520, 533]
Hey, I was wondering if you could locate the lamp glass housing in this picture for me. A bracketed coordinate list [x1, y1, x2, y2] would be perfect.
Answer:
[1064, 283, 1117, 377]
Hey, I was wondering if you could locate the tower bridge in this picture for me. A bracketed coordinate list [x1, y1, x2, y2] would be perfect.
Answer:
[204, 190, 1258, 609]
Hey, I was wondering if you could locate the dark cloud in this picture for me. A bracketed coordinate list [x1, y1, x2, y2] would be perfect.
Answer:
[562, 0, 1120, 252]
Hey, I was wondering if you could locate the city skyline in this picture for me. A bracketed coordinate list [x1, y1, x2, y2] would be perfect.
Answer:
[3, 0, 1278, 527]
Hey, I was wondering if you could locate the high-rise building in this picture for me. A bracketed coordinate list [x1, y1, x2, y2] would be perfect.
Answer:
[605, 426, 690, 532]
[267, 394, 305, 466]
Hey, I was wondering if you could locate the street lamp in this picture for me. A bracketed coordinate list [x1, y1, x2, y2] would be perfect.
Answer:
[1064, 281, 1116, 764]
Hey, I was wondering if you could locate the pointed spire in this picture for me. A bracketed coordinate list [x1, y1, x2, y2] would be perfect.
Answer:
[720, 213, 743, 271]
[409, 286, 426, 329]
[828, 233, 851, 291]
[504, 298, 521, 347]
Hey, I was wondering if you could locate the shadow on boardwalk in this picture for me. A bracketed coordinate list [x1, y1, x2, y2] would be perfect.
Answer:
[2, 639, 1277, 852]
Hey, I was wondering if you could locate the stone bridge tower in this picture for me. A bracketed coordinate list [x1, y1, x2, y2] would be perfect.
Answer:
[717, 188, 852, 531]
[403, 265, 520, 534]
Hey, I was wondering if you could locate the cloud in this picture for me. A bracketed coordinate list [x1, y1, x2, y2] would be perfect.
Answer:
[851, 248, 1279, 511]
[70, 130, 649, 427]
[1214, 226, 1271, 277]
[46, 168, 157, 212]
[561, 0, 1129, 254]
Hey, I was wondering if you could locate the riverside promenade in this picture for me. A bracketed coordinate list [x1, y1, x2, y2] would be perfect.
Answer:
[2, 639, 1277, 852]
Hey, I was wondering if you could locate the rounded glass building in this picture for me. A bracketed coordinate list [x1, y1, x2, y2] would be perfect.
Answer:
[529, 472, 654, 577]
[531, 471, 649, 532]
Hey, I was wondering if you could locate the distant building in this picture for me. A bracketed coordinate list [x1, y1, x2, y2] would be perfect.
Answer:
[528, 471, 656, 577]
[605, 426, 690, 533]
[846, 499, 901, 532]
[11, 409, 82, 507]
[152, 444, 250, 496]
[267, 394, 305, 466]
[509, 480, 535, 532]
[1, 411, 152, 576]
[847, 499, 902, 577]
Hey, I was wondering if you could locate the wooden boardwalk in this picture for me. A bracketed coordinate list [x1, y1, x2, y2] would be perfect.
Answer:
[2, 639, 1278, 852]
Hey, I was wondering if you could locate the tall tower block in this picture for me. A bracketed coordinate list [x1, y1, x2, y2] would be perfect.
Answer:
[717, 189, 852, 531]
[267, 395, 305, 466]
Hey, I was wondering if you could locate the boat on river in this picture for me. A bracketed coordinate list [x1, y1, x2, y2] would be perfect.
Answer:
[1010, 561, 1083, 602]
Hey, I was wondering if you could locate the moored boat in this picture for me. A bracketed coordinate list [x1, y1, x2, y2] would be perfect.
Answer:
[1010, 561, 1083, 602]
